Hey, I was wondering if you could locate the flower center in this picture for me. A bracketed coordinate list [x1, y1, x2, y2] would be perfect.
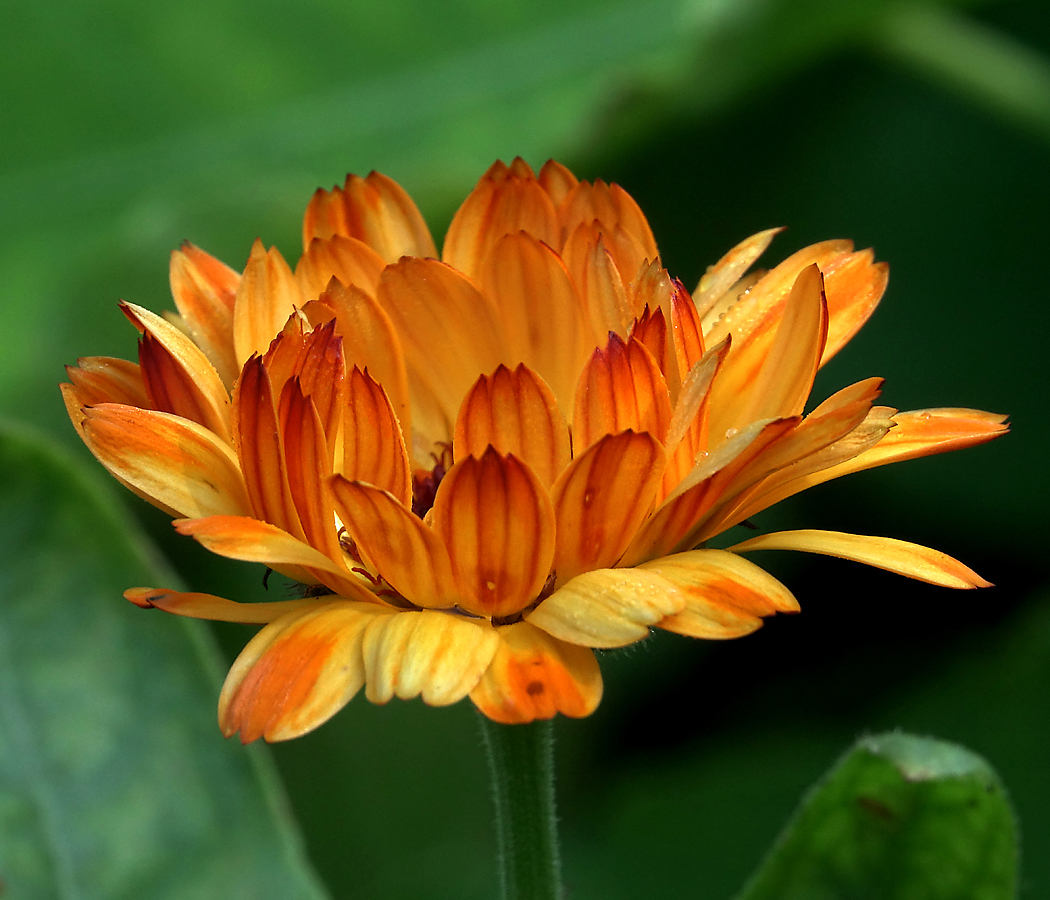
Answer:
[411, 443, 453, 518]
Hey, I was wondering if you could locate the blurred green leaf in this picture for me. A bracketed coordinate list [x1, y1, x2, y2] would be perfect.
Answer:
[0, 422, 327, 900]
[736, 732, 1017, 900]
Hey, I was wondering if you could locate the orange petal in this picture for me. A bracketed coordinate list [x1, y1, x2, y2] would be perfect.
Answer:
[295, 234, 386, 301]
[331, 477, 461, 609]
[538, 159, 579, 209]
[232, 240, 302, 367]
[220, 601, 380, 742]
[377, 257, 509, 446]
[302, 170, 437, 263]
[81, 404, 251, 518]
[343, 366, 412, 506]
[641, 549, 798, 638]
[277, 319, 346, 453]
[557, 179, 658, 278]
[122, 301, 231, 441]
[64, 356, 148, 408]
[820, 248, 889, 366]
[693, 227, 782, 318]
[660, 337, 731, 500]
[362, 609, 500, 704]
[669, 277, 706, 379]
[431, 448, 556, 618]
[572, 333, 671, 452]
[125, 586, 319, 623]
[453, 363, 570, 489]
[621, 417, 797, 565]
[311, 279, 412, 457]
[561, 225, 631, 341]
[442, 159, 560, 278]
[551, 430, 666, 584]
[730, 530, 992, 589]
[469, 622, 602, 723]
[278, 381, 346, 566]
[232, 357, 305, 538]
[709, 264, 829, 441]
[526, 568, 685, 648]
[478, 232, 590, 413]
[169, 242, 240, 387]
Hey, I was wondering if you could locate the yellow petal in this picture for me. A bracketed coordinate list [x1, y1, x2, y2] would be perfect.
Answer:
[526, 568, 685, 648]
[470, 622, 602, 723]
[551, 430, 666, 584]
[295, 234, 386, 301]
[693, 227, 783, 318]
[454, 363, 571, 490]
[572, 333, 671, 452]
[330, 477, 461, 609]
[730, 530, 992, 589]
[362, 609, 500, 704]
[641, 548, 798, 631]
[125, 586, 318, 623]
[81, 404, 250, 518]
[219, 601, 379, 742]
[343, 366, 413, 506]
[302, 171, 438, 263]
[478, 232, 590, 412]
[232, 240, 302, 367]
[432, 448, 556, 618]
[169, 242, 240, 387]
[442, 159, 560, 278]
[377, 257, 509, 447]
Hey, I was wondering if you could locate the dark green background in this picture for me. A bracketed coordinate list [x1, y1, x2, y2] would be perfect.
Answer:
[1, 0, 1047, 896]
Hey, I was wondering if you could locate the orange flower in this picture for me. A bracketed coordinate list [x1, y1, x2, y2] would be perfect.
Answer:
[62, 159, 1007, 741]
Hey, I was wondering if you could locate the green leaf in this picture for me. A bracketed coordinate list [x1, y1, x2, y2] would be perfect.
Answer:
[0, 421, 328, 900]
[736, 731, 1018, 900]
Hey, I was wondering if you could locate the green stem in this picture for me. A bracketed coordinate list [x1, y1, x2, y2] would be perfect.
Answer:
[478, 716, 563, 900]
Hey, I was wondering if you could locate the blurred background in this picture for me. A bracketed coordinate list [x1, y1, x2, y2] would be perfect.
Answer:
[2, 0, 1048, 897]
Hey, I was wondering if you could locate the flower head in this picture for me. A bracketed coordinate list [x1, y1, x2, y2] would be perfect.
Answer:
[62, 158, 1007, 741]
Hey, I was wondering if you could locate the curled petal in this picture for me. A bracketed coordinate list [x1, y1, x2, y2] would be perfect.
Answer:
[233, 240, 302, 367]
[573, 333, 671, 452]
[537, 159, 579, 208]
[470, 622, 602, 723]
[63, 356, 147, 411]
[730, 530, 992, 589]
[362, 609, 500, 705]
[169, 242, 240, 387]
[331, 477, 461, 609]
[344, 366, 412, 506]
[454, 364, 570, 490]
[125, 586, 318, 623]
[642, 549, 797, 638]
[551, 430, 666, 584]
[557, 179, 658, 278]
[669, 278, 706, 379]
[820, 248, 889, 366]
[562, 225, 631, 340]
[296, 234, 386, 301]
[432, 448, 556, 618]
[82, 404, 250, 518]
[303, 170, 438, 263]
[220, 601, 379, 743]
[527, 568, 685, 649]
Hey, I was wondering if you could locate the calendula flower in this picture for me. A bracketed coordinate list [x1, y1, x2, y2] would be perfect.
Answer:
[62, 159, 1006, 741]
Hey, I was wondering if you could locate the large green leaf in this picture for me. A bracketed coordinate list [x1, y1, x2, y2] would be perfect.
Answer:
[0, 421, 328, 900]
[736, 732, 1017, 900]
